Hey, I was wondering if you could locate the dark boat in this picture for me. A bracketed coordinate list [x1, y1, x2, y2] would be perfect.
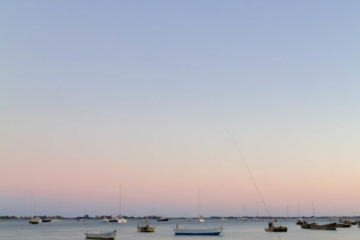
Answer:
[296, 218, 303, 225]
[41, 218, 52, 223]
[157, 217, 169, 222]
[309, 222, 336, 230]
[336, 223, 352, 228]
[265, 222, 287, 232]
[301, 221, 313, 229]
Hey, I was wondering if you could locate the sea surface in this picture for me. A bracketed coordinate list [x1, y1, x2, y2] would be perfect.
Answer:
[0, 218, 358, 240]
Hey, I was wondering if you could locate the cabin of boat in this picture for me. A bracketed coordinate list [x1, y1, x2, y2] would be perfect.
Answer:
[265, 222, 287, 232]
[85, 230, 116, 240]
[174, 225, 223, 236]
[137, 224, 155, 232]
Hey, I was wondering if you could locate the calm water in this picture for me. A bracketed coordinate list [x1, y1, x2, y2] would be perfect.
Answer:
[0, 218, 358, 240]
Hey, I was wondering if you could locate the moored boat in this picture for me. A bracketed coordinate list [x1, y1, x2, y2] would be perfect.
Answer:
[85, 230, 116, 240]
[41, 217, 52, 223]
[309, 222, 336, 230]
[117, 217, 127, 223]
[296, 218, 303, 225]
[336, 223, 352, 228]
[174, 225, 223, 235]
[301, 221, 313, 229]
[137, 224, 155, 232]
[29, 218, 42, 224]
[157, 217, 169, 221]
[265, 222, 287, 232]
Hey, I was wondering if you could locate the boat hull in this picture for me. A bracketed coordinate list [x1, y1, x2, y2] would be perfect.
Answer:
[85, 231, 116, 240]
[174, 226, 223, 236]
[137, 225, 155, 232]
[309, 223, 336, 230]
[265, 227, 287, 232]
[29, 218, 42, 224]
[175, 232, 222, 236]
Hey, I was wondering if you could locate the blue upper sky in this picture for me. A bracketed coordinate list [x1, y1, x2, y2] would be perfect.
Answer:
[1, 1, 360, 217]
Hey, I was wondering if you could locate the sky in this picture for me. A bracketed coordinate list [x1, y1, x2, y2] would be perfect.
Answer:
[1, 0, 360, 217]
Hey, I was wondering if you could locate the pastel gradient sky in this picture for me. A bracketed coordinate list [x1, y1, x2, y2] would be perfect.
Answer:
[1, 0, 360, 217]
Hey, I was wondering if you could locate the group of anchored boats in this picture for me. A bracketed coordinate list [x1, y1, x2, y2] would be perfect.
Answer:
[296, 217, 360, 231]
[85, 218, 360, 239]
[85, 218, 223, 239]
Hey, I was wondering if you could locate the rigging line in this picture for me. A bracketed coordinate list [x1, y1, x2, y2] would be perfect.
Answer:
[228, 133, 282, 240]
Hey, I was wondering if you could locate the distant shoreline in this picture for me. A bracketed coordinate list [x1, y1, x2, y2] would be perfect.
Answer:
[1, 216, 359, 220]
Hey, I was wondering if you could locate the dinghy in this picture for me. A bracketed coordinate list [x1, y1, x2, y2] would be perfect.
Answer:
[265, 222, 287, 232]
[137, 224, 155, 232]
[174, 225, 223, 235]
[85, 230, 116, 240]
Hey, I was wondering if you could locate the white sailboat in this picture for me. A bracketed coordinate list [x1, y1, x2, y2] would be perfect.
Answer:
[197, 189, 204, 223]
[29, 199, 41, 224]
[117, 184, 127, 224]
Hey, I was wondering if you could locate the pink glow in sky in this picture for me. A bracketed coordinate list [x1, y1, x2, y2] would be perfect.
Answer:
[2, 0, 360, 217]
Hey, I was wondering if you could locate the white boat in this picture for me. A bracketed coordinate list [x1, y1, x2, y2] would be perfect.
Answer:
[198, 217, 205, 223]
[117, 217, 127, 223]
[85, 230, 116, 240]
[174, 225, 223, 235]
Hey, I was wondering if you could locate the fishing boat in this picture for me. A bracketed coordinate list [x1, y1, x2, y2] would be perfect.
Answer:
[85, 230, 116, 240]
[157, 217, 169, 221]
[309, 222, 336, 230]
[265, 222, 287, 232]
[336, 223, 352, 228]
[29, 217, 42, 224]
[137, 224, 155, 232]
[174, 225, 223, 235]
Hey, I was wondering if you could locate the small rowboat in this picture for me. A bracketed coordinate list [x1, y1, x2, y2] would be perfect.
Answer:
[85, 230, 116, 240]
[174, 225, 223, 235]
[137, 224, 155, 232]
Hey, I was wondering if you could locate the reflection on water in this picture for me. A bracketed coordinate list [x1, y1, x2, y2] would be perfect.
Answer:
[0, 218, 359, 240]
